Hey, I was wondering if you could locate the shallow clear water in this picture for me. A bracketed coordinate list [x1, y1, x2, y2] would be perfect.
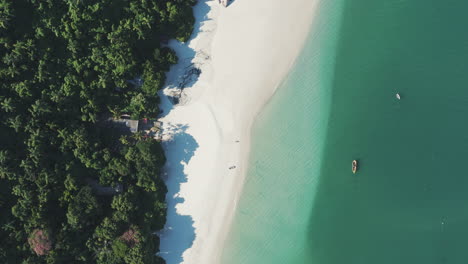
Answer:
[221, 1, 343, 263]
[223, 0, 468, 263]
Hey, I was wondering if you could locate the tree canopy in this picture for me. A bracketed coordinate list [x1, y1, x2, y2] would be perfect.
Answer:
[0, 0, 195, 263]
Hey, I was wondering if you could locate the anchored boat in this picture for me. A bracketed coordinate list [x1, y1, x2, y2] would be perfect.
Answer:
[352, 160, 358, 174]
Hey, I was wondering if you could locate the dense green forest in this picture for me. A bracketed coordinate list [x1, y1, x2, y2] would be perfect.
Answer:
[0, 0, 195, 263]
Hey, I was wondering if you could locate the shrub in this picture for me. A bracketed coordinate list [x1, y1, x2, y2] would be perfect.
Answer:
[28, 229, 52, 256]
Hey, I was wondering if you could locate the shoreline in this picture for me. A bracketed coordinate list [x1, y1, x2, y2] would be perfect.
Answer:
[158, 0, 320, 263]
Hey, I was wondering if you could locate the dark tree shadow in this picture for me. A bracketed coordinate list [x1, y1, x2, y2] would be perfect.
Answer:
[159, 0, 212, 115]
[156, 1, 212, 263]
[192, 0, 212, 44]
[227, 0, 237, 7]
[157, 124, 198, 264]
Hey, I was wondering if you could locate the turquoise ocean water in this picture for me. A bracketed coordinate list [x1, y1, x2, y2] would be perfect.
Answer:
[221, 1, 343, 263]
[223, 0, 468, 263]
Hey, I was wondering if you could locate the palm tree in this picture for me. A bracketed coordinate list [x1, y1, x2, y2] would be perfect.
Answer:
[0, 1, 13, 29]
[1, 98, 14, 112]
[8, 116, 21, 132]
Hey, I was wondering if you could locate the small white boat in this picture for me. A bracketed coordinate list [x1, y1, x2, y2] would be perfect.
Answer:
[352, 160, 358, 174]
[396, 93, 401, 100]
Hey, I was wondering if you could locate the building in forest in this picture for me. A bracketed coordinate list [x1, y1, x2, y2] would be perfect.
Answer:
[109, 115, 139, 134]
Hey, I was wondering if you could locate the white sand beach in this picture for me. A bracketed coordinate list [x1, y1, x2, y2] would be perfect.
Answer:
[158, 0, 320, 263]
